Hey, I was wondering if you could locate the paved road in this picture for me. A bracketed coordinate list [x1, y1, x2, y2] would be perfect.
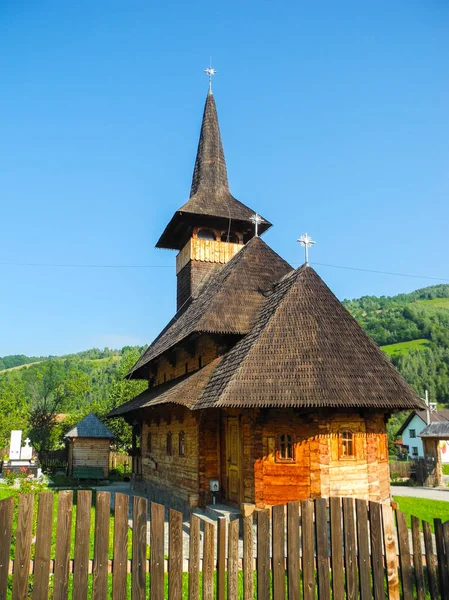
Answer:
[392, 485, 449, 501]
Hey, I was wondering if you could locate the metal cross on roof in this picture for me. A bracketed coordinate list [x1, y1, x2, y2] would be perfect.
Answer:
[250, 213, 263, 237]
[297, 233, 315, 265]
[204, 65, 217, 93]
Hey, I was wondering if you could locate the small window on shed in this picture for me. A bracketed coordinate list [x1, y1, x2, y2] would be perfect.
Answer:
[146, 432, 152, 453]
[340, 431, 354, 458]
[166, 432, 172, 456]
[197, 229, 215, 241]
[277, 434, 294, 462]
[179, 431, 186, 456]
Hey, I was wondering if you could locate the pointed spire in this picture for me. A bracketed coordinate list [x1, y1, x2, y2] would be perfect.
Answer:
[189, 93, 230, 199]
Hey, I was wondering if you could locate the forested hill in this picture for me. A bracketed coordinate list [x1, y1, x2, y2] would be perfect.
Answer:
[343, 283, 449, 405]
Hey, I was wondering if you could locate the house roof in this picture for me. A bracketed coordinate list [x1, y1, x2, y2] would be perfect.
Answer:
[420, 422, 449, 439]
[114, 264, 424, 416]
[396, 409, 449, 436]
[156, 92, 271, 250]
[128, 236, 292, 378]
[64, 412, 114, 439]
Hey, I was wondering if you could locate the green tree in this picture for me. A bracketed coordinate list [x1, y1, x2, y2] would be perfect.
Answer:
[0, 374, 29, 447]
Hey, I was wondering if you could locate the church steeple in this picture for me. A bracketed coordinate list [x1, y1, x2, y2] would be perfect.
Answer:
[156, 89, 271, 251]
[157, 83, 271, 310]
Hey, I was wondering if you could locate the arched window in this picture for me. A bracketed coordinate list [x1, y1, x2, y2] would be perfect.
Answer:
[166, 432, 172, 456]
[340, 431, 354, 458]
[146, 432, 152, 453]
[179, 431, 186, 456]
[197, 229, 215, 241]
[221, 232, 239, 243]
[277, 434, 294, 461]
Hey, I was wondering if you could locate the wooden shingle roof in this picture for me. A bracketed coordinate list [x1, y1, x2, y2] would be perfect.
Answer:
[156, 92, 271, 250]
[197, 266, 424, 410]
[114, 264, 424, 416]
[65, 412, 114, 439]
[129, 237, 292, 378]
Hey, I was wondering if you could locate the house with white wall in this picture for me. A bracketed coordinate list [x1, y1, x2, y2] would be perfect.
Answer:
[397, 409, 449, 463]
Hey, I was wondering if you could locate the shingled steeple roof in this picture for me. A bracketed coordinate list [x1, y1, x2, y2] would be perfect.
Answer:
[156, 92, 271, 250]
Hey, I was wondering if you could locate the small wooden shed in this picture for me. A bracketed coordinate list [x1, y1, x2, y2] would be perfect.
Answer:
[65, 413, 114, 479]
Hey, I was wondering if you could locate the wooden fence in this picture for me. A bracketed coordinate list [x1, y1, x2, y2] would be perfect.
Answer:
[0, 491, 448, 599]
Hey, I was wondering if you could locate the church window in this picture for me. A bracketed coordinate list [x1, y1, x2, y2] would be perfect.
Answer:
[146, 432, 152, 453]
[221, 232, 239, 243]
[340, 431, 354, 458]
[179, 431, 186, 456]
[166, 432, 172, 456]
[197, 229, 216, 241]
[132, 422, 141, 452]
[277, 434, 294, 462]
[198, 356, 203, 369]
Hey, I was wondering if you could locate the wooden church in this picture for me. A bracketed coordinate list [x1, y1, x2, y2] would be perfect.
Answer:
[109, 83, 423, 513]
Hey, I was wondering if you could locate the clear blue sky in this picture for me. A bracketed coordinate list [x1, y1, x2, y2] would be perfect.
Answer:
[1, 1, 448, 356]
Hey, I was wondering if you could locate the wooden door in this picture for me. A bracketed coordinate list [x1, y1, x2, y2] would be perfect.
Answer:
[225, 417, 241, 504]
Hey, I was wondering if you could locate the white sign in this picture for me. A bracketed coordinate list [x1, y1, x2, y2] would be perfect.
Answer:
[20, 438, 32, 461]
[9, 430, 22, 460]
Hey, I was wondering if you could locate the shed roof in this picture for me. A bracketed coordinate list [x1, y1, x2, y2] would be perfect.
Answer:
[65, 413, 114, 439]
[420, 422, 449, 439]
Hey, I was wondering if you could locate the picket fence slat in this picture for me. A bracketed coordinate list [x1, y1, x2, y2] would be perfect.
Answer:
[257, 509, 270, 600]
[73, 490, 92, 600]
[168, 509, 183, 600]
[272, 504, 285, 600]
[0, 496, 14, 600]
[396, 510, 413, 600]
[53, 490, 73, 600]
[112, 493, 129, 600]
[423, 520, 439, 600]
[33, 492, 54, 600]
[342, 497, 357, 600]
[132, 496, 147, 600]
[443, 522, 449, 594]
[227, 519, 239, 600]
[434, 518, 449, 600]
[369, 500, 385, 600]
[242, 514, 253, 600]
[287, 500, 300, 600]
[411, 515, 425, 600]
[150, 502, 165, 600]
[12, 493, 34, 600]
[187, 514, 200, 600]
[202, 520, 214, 600]
[382, 503, 400, 600]
[355, 499, 371, 600]
[217, 517, 226, 600]
[315, 498, 330, 600]
[301, 499, 315, 600]
[329, 497, 344, 600]
[93, 492, 110, 600]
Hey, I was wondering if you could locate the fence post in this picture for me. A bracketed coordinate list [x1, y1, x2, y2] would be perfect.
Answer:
[112, 493, 129, 600]
[12, 493, 34, 600]
[32, 492, 54, 600]
[53, 490, 73, 600]
[243, 514, 253, 600]
[382, 503, 400, 600]
[411, 515, 425, 600]
[287, 501, 300, 600]
[73, 490, 92, 600]
[272, 504, 285, 600]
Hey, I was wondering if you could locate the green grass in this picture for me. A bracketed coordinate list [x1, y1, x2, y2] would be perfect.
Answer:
[417, 297, 449, 311]
[380, 338, 430, 356]
[393, 496, 449, 533]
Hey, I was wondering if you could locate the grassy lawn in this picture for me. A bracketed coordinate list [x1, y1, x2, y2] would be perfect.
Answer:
[381, 338, 430, 357]
[417, 298, 449, 311]
[394, 496, 449, 533]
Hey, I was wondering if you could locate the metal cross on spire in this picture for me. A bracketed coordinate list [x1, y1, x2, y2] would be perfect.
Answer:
[297, 233, 315, 265]
[204, 61, 217, 94]
[250, 213, 263, 237]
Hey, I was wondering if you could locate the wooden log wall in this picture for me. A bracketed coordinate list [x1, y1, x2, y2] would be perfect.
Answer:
[69, 438, 110, 478]
[153, 335, 218, 386]
[255, 409, 390, 506]
[141, 407, 200, 505]
[1, 491, 448, 599]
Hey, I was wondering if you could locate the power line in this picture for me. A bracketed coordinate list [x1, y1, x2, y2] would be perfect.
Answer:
[0, 258, 448, 283]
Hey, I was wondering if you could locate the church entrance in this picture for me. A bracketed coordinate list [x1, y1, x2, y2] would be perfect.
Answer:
[224, 417, 241, 504]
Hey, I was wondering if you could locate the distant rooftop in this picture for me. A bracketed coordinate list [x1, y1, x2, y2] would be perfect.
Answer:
[64, 412, 114, 439]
